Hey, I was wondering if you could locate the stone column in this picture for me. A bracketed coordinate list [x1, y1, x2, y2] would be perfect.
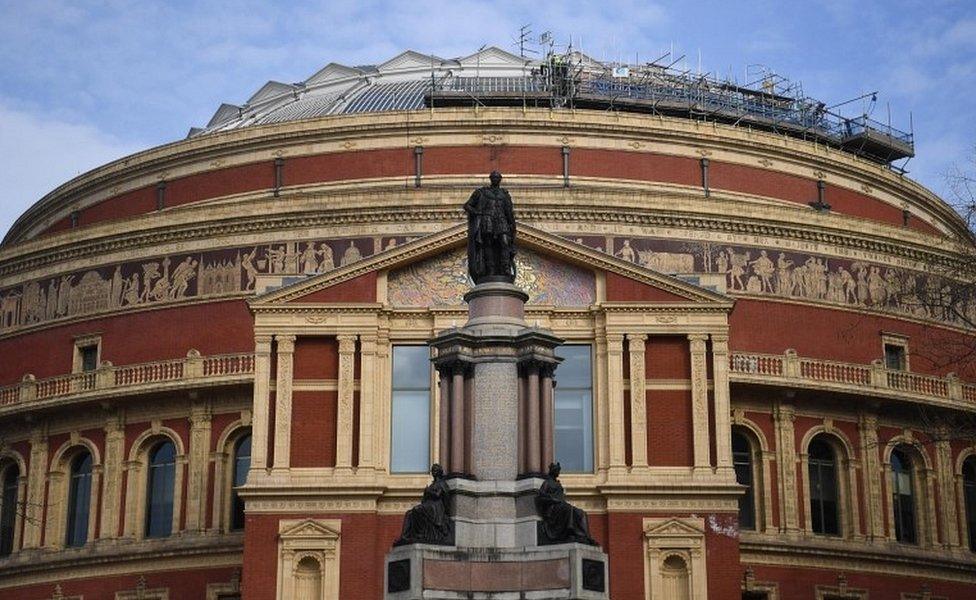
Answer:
[627, 334, 648, 468]
[273, 335, 296, 473]
[774, 401, 799, 533]
[935, 432, 959, 547]
[185, 401, 212, 531]
[99, 411, 125, 539]
[526, 362, 541, 474]
[335, 334, 357, 472]
[858, 412, 885, 540]
[450, 363, 466, 476]
[606, 333, 626, 477]
[250, 334, 273, 473]
[438, 369, 451, 469]
[22, 426, 48, 548]
[541, 365, 555, 470]
[711, 333, 733, 472]
[358, 333, 378, 472]
[688, 334, 711, 472]
[517, 370, 526, 474]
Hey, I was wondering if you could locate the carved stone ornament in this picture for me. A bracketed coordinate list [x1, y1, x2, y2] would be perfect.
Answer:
[536, 462, 597, 546]
[393, 463, 454, 546]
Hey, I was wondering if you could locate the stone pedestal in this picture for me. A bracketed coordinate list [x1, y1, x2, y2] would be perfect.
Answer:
[385, 282, 609, 600]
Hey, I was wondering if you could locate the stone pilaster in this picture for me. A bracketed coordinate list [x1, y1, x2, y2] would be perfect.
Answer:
[99, 411, 125, 539]
[627, 334, 648, 468]
[358, 333, 378, 472]
[185, 401, 212, 531]
[451, 362, 467, 475]
[858, 412, 885, 540]
[774, 401, 799, 533]
[934, 431, 959, 547]
[606, 333, 626, 477]
[335, 334, 357, 472]
[250, 334, 273, 473]
[688, 334, 711, 472]
[22, 426, 48, 548]
[272, 335, 296, 473]
[711, 333, 733, 472]
[374, 329, 391, 474]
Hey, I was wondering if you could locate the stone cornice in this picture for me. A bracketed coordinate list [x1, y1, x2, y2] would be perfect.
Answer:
[7, 108, 966, 244]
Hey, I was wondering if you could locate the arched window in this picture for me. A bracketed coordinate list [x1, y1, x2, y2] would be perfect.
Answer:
[732, 431, 755, 530]
[295, 555, 323, 600]
[145, 441, 176, 538]
[231, 434, 251, 531]
[964, 456, 976, 552]
[65, 451, 93, 547]
[891, 447, 916, 544]
[808, 437, 839, 536]
[0, 463, 18, 556]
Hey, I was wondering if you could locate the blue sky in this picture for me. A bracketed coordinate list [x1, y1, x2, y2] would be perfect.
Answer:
[1, 0, 974, 237]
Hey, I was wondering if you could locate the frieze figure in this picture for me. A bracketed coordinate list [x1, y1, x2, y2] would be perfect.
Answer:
[393, 464, 453, 546]
[464, 171, 517, 284]
[536, 462, 597, 546]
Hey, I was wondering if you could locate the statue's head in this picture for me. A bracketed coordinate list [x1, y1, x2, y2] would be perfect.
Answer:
[547, 462, 561, 478]
[489, 170, 502, 186]
[430, 463, 444, 479]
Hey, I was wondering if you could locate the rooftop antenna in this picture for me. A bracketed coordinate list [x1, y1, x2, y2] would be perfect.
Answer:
[516, 24, 536, 58]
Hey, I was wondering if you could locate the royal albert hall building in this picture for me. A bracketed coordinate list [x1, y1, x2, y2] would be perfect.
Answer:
[0, 46, 975, 600]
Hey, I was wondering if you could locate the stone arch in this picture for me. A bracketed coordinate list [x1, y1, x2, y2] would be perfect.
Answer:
[731, 421, 772, 532]
[123, 425, 186, 540]
[0, 449, 27, 554]
[799, 425, 860, 539]
[954, 446, 976, 552]
[883, 437, 937, 546]
[213, 419, 252, 532]
[45, 436, 102, 549]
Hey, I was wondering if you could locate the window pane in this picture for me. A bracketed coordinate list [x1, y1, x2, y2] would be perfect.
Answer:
[391, 346, 430, 473]
[965, 458, 976, 552]
[66, 452, 92, 547]
[231, 434, 251, 531]
[146, 441, 176, 538]
[0, 466, 19, 556]
[80, 346, 99, 372]
[891, 449, 916, 544]
[554, 345, 593, 473]
[732, 432, 755, 530]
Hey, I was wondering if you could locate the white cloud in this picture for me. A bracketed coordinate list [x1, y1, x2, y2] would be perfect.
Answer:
[0, 101, 140, 240]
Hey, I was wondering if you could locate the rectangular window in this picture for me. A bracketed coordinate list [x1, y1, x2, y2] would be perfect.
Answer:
[73, 334, 102, 374]
[79, 345, 99, 372]
[554, 345, 594, 473]
[391, 345, 431, 473]
[884, 343, 906, 371]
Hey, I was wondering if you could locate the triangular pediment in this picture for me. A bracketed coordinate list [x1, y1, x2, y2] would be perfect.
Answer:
[250, 224, 732, 309]
[247, 81, 296, 105]
[305, 62, 363, 86]
[457, 46, 529, 68]
[377, 50, 445, 72]
[643, 518, 705, 537]
[279, 518, 341, 540]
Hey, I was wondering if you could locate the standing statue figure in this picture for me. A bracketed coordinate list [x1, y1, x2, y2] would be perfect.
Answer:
[536, 462, 597, 546]
[464, 171, 517, 284]
[393, 464, 454, 546]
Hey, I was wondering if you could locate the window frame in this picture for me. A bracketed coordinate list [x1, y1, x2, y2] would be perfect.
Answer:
[145, 440, 177, 538]
[65, 451, 93, 547]
[962, 455, 976, 552]
[230, 433, 251, 531]
[807, 437, 841, 537]
[72, 334, 102, 374]
[881, 333, 909, 371]
[890, 447, 918, 544]
[0, 459, 22, 556]
[553, 343, 595, 474]
[732, 430, 757, 531]
[390, 344, 433, 474]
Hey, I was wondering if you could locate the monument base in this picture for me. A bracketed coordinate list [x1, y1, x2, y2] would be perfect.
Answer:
[385, 543, 608, 600]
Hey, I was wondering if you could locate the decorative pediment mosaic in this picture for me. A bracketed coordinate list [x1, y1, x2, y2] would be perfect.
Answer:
[387, 247, 596, 307]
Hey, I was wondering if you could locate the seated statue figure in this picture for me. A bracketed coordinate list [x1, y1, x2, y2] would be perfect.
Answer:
[536, 462, 597, 545]
[393, 463, 454, 546]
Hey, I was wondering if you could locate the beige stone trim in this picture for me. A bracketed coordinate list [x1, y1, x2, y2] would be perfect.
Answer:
[335, 334, 357, 472]
[272, 335, 295, 473]
[23, 426, 48, 548]
[731, 415, 774, 533]
[115, 576, 169, 600]
[688, 334, 710, 472]
[883, 435, 938, 546]
[99, 411, 125, 540]
[0, 450, 26, 553]
[858, 412, 886, 540]
[212, 417, 251, 533]
[250, 334, 273, 473]
[276, 518, 341, 600]
[357, 332, 378, 472]
[605, 332, 626, 477]
[184, 401, 212, 532]
[710, 333, 732, 472]
[814, 575, 868, 600]
[627, 334, 648, 468]
[773, 402, 799, 533]
[797, 425, 861, 540]
[642, 517, 708, 600]
[934, 434, 959, 548]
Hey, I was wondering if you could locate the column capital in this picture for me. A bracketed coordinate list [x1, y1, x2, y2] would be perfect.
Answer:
[710, 333, 730, 346]
[275, 334, 297, 352]
[337, 333, 357, 353]
[687, 333, 709, 343]
[255, 333, 273, 346]
[626, 333, 648, 345]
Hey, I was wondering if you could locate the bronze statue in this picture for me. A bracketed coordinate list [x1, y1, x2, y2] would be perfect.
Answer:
[393, 464, 453, 546]
[464, 171, 516, 284]
[536, 462, 597, 545]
